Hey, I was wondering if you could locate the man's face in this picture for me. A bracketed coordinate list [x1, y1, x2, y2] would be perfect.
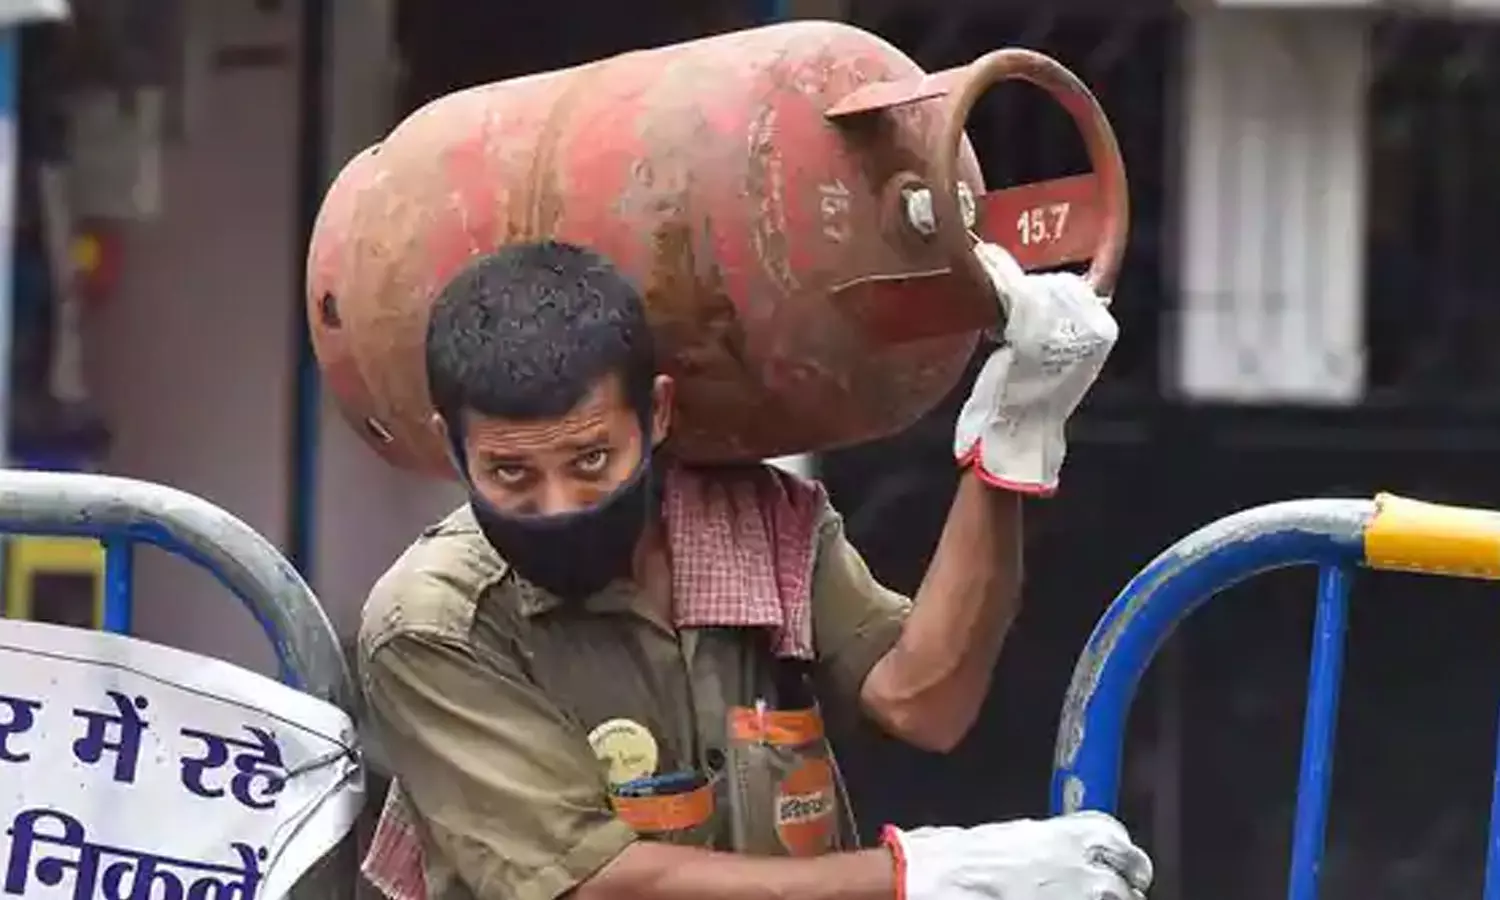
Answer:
[452, 373, 672, 517]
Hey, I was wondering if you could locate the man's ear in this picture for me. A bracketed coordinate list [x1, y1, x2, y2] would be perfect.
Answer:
[430, 411, 469, 479]
[428, 411, 451, 446]
[649, 375, 674, 448]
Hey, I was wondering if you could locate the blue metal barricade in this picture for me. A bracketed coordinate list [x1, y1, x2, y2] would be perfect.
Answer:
[0, 468, 360, 900]
[1051, 492, 1500, 900]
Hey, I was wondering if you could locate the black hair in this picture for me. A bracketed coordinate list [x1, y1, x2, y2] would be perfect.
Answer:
[425, 240, 657, 426]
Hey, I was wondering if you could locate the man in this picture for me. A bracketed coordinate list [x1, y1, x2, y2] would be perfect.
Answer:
[359, 239, 1152, 900]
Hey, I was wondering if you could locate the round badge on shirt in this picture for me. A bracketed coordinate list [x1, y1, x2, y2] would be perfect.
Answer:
[589, 718, 660, 787]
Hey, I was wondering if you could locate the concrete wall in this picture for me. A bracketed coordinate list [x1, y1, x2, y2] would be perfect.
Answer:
[88, 0, 457, 677]
[87, 2, 300, 675]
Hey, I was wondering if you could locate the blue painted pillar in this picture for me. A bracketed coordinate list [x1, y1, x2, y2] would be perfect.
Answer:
[290, 0, 329, 584]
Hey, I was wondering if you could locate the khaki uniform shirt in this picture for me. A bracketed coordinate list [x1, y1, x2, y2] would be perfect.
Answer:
[359, 494, 911, 900]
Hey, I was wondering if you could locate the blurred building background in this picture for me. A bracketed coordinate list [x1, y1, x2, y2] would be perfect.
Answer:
[7, 1, 1500, 898]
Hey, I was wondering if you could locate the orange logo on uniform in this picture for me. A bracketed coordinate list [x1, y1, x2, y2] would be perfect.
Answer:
[774, 757, 836, 856]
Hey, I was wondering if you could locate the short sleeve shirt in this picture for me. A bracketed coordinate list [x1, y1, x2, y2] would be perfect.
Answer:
[358, 482, 911, 900]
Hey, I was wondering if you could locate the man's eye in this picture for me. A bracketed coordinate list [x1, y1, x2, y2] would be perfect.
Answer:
[574, 449, 610, 474]
[490, 465, 530, 484]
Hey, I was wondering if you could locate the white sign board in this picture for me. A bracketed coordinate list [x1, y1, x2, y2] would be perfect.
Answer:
[0, 618, 364, 900]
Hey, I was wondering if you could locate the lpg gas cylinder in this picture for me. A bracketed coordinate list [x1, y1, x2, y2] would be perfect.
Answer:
[308, 19, 1127, 476]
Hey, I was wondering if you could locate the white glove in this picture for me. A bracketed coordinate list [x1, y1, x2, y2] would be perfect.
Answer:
[953, 242, 1118, 496]
[883, 811, 1153, 900]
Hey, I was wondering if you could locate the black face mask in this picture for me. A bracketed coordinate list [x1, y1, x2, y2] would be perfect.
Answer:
[449, 419, 659, 602]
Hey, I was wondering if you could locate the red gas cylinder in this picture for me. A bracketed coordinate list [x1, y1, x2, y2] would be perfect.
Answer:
[308, 19, 1127, 476]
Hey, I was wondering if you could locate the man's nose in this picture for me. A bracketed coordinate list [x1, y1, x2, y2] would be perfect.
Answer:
[534, 480, 591, 517]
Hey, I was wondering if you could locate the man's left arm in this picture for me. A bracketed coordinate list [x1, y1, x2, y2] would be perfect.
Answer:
[856, 473, 1022, 752]
[808, 475, 1020, 754]
[818, 245, 1117, 753]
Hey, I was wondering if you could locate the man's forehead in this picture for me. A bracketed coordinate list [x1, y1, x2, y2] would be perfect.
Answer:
[464, 376, 631, 452]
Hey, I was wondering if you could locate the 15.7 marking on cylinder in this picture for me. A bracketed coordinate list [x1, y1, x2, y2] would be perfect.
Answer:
[1016, 203, 1071, 246]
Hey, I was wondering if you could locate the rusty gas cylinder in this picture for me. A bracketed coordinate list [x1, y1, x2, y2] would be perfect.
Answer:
[308, 19, 1127, 476]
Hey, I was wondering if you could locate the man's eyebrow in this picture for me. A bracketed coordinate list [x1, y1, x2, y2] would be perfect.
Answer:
[475, 449, 527, 466]
[474, 434, 606, 460]
[557, 436, 610, 452]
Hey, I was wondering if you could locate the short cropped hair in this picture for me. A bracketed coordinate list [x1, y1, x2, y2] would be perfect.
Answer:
[425, 240, 656, 426]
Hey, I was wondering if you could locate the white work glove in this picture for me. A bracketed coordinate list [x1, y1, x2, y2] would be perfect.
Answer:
[883, 811, 1153, 900]
[953, 242, 1118, 496]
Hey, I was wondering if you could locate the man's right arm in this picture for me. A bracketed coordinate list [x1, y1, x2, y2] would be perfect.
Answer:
[364, 629, 898, 900]
[577, 844, 894, 900]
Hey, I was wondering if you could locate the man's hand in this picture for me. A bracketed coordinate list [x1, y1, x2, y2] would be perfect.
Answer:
[884, 811, 1154, 900]
[576, 813, 1150, 900]
[953, 242, 1119, 496]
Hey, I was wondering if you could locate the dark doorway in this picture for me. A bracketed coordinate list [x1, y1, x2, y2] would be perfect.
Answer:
[394, 0, 751, 117]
